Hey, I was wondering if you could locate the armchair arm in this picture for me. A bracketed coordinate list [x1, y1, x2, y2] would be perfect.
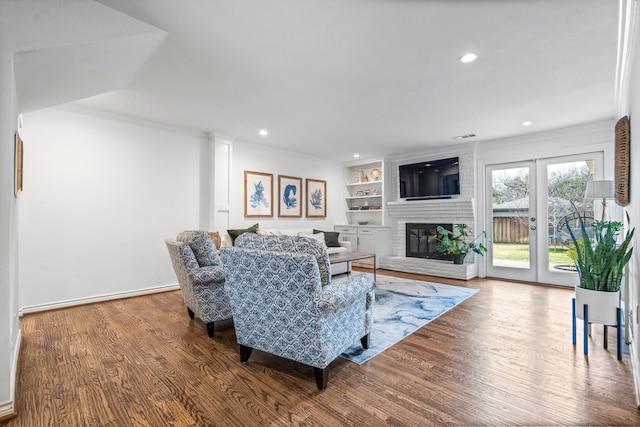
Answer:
[316, 274, 374, 313]
[188, 265, 225, 285]
[338, 240, 352, 252]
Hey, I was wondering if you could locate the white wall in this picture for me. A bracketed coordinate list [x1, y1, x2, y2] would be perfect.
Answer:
[18, 106, 205, 311]
[222, 139, 344, 233]
[0, 42, 20, 418]
[619, 0, 640, 402]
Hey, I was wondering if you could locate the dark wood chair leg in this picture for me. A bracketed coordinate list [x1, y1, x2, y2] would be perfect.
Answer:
[240, 345, 253, 363]
[314, 367, 328, 390]
[187, 307, 195, 319]
[360, 334, 370, 349]
[206, 322, 215, 337]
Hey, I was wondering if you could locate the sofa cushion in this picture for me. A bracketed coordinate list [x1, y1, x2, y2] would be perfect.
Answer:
[299, 232, 328, 249]
[314, 229, 341, 247]
[227, 223, 259, 244]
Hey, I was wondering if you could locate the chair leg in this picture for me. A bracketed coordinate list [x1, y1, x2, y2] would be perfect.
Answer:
[187, 307, 195, 319]
[314, 367, 328, 390]
[360, 334, 370, 349]
[206, 322, 215, 337]
[240, 345, 253, 363]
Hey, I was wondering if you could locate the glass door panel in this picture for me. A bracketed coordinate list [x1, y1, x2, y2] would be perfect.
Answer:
[486, 162, 536, 282]
[538, 154, 601, 286]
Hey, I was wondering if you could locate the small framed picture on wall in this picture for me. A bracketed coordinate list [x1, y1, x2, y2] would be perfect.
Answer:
[306, 178, 326, 218]
[278, 175, 302, 218]
[14, 131, 23, 197]
[244, 170, 273, 217]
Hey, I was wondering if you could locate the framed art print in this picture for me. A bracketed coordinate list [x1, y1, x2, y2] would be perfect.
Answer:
[306, 178, 326, 218]
[244, 170, 273, 217]
[14, 131, 23, 197]
[278, 175, 302, 217]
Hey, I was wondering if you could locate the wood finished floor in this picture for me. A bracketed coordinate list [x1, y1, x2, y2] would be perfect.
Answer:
[3, 269, 640, 426]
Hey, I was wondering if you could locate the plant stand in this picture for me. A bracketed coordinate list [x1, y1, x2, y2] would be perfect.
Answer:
[572, 298, 623, 360]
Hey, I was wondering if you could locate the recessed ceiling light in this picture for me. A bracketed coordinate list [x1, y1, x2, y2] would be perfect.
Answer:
[522, 121, 533, 126]
[259, 129, 268, 136]
[459, 52, 478, 63]
[353, 154, 360, 158]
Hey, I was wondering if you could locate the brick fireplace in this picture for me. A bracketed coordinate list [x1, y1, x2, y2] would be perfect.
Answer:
[381, 199, 477, 279]
[405, 222, 453, 261]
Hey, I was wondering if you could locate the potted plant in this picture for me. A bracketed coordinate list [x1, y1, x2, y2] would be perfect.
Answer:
[429, 224, 490, 264]
[568, 216, 634, 325]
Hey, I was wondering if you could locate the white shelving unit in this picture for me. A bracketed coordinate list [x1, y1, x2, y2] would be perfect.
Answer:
[344, 160, 384, 226]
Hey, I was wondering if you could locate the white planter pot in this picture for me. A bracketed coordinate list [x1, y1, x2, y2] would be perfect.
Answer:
[575, 286, 620, 326]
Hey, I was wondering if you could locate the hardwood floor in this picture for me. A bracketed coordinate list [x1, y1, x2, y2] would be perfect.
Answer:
[3, 270, 640, 426]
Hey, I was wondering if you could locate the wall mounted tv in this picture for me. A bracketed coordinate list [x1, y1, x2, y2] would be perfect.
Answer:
[399, 157, 460, 200]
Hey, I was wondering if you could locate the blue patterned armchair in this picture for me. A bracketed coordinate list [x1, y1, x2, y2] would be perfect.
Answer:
[221, 233, 375, 389]
[165, 230, 232, 337]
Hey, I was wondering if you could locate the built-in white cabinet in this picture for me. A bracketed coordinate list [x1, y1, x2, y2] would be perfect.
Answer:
[344, 159, 384, 226]
[334, 225, 389, 268]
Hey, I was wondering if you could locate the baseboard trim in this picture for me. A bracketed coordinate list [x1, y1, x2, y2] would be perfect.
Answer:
[0, 330, 22, 422]
[20, 283, 180, 315]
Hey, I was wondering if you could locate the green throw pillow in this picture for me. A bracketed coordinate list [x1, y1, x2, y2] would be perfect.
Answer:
[228, 223, 259, 244]
[313, 229, 341, 247]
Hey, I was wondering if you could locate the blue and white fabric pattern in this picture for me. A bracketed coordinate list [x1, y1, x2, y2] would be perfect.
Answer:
[222, 242, 375, 369]
[235, 233, 332, 286]
[177, 230, 221, 267]
[166, 233, 232, 324]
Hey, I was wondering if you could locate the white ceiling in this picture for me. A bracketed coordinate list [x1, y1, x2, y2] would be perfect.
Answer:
[68, 0, 620, 162]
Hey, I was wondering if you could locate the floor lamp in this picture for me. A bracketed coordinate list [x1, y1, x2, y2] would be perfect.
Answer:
[584, 180, 614, 221]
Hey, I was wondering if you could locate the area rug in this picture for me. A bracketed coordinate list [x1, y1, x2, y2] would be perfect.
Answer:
[340, 275, 478, 364]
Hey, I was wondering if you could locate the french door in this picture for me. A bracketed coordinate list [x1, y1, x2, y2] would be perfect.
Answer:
[486, 153, 603, 286]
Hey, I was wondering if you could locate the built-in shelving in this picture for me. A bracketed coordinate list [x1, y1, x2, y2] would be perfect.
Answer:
[343, 159, 384, 225]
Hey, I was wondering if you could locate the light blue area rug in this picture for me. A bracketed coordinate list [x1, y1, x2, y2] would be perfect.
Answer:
[340, 276, 478, 365]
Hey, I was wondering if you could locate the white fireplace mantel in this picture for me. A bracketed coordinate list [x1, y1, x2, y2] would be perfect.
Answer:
[381, 198, 479, 279]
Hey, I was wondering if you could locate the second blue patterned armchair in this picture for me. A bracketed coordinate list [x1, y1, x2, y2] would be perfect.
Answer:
[165, 230, 232, 337]
[221, 233, 375, 389]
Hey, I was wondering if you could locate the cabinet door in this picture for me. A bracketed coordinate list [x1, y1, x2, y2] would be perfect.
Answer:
[342, 234, 358, 250]
[358, 235, 375, 253]
[354, 235, 376, 268]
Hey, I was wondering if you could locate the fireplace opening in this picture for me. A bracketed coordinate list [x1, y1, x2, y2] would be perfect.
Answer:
[406, 223, 453, 261]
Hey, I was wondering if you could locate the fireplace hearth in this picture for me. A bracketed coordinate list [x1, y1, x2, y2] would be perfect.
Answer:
[405, 223, 453, 261]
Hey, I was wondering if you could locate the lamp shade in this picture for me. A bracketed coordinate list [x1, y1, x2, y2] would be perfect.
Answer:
[584, 180, 614, 200]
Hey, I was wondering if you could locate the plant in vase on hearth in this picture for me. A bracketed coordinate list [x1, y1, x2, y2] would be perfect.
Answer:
[428, 224, 490, 264]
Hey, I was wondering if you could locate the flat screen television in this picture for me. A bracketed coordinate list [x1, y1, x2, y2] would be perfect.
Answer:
[399, 157, 460, 199]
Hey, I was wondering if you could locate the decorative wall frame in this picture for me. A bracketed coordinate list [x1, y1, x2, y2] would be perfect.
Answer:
[14, 131, 23, 197]
[306, 178, 326, 218]
[278, 175, 302, 218]
[244, 170, 273, 217]
[615, 115, 630, 206]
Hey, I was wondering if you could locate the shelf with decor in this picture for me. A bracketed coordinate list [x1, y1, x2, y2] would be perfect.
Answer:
[343, 159, 384, 225]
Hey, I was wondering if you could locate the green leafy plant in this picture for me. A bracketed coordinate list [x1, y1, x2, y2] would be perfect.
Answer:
[567, 217, 634, 292]
[429, 224, 490, 256]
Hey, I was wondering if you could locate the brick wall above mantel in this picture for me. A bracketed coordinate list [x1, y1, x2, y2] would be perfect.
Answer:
[386, 198, 475, 223]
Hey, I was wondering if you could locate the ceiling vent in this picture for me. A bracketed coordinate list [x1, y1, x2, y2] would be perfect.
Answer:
[452, 133, 477, 141]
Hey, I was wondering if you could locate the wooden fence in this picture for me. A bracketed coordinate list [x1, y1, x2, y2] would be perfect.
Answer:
[493, 217, 529, 244]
